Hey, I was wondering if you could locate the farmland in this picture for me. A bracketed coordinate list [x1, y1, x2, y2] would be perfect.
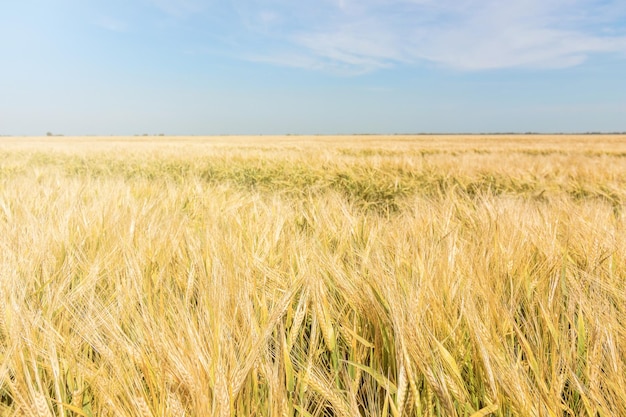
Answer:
[1, 135, 625, 416]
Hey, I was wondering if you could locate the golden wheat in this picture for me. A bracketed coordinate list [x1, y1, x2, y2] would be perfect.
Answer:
[0, 135, 624, 416]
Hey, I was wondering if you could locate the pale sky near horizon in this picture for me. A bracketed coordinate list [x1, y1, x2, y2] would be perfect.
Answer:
[1, 0, 625, 135]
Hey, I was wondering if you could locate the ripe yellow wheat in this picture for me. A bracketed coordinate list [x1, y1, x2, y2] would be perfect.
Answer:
[0, 135, 625, 416]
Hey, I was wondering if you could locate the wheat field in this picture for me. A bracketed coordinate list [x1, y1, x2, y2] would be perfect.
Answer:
[1, 135, 625, 417]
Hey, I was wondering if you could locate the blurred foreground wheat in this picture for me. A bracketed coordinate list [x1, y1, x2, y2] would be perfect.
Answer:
[0, 135, 625, 416]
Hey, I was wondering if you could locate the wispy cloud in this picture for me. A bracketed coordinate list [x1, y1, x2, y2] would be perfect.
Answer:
[230, 0, 626, 72]
[95, 17, 129, 33]
[403, 0, 626, 70]
[148, 0, 208, 17]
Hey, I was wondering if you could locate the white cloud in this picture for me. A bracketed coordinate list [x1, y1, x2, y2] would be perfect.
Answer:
[148, 0, 207, 17]
[401, 0, 626, 70]
[95, 17, 129, 33]
[236, 0, 626, 72]
[293, 23, 402, 70]
[244, 50, 387, 75]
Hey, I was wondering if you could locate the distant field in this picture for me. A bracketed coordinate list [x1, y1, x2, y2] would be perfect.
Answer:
[1, 135, 625, 416]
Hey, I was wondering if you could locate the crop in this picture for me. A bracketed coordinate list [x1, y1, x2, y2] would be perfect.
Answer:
[0, 135, 625, 416]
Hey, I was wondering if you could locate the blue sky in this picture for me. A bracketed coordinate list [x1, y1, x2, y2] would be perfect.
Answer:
[1, 0, 625, 135]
